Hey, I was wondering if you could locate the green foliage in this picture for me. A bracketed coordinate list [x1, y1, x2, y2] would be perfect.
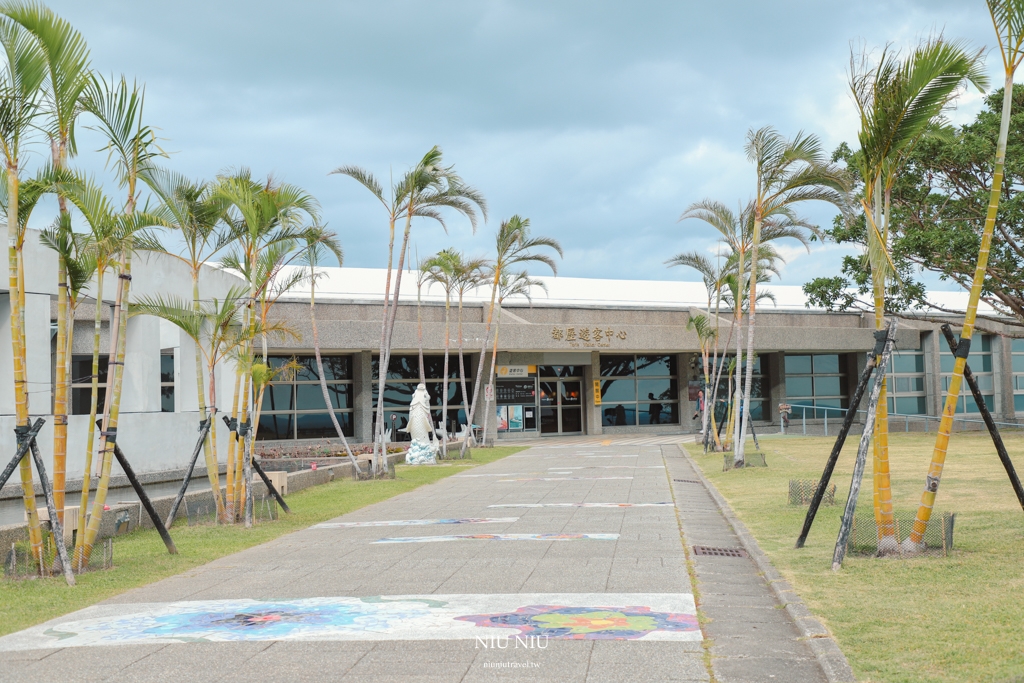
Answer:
[805, 88, 1024, 325]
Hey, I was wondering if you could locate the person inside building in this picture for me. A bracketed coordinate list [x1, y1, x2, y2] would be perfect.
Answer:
[648, 393, 663, 424]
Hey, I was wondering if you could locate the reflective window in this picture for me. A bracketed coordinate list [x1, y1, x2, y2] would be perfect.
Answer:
[785, 353, 849, 419]
[940, 335, 993, 414]
[1013, 338, 1024, 414]
[258, 354, 354, 440]
[160, 353, 175, 413]
[600, 354, 678, 427]
[71, 355, 109, 416]
[371, 354, 472, 440]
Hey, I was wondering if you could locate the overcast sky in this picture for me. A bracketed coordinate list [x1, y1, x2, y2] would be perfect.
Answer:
[40, 0, 1001, 290]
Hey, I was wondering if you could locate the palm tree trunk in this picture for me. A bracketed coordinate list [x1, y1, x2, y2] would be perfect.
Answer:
[53, 256, 69, 523]
[910, 73, 1015, 548]
[372, 216, 399, 474]
[478, 303, 502, 449]
[440, 292, 451, 458]
[226, 365, 242, 521]
[192, 277, 222, 521]
[74, 269, 104, 565]
[417, 280, 425, 384]
[235, 372, 250, 516]
[376, 211, 415, 473]
[246, 386, 264, 527]
[874, 184, 896, 548]
[738, 217, 761, 464]
[310, 282, 361, 472]
[457, 291, 471, 451]
[463, 274, 500, 454]
[6, 164, 43, 570]
[81, 246, 133, 563]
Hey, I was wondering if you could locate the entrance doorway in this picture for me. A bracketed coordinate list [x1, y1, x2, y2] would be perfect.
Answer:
[539, 366, 583, 435]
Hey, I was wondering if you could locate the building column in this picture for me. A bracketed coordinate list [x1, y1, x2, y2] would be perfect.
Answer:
[353, 351, 372, 443]
[584, 351, 601, 436]
[995, 334, 1014, 421]
[924, 329, 942, 416]
[769, 352, 786, 429]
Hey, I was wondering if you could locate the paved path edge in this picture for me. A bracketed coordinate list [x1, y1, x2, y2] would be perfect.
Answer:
[674, 445, 857, 683]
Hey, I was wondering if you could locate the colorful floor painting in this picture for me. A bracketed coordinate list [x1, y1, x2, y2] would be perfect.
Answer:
[0, 594, 699, 650]
[499, 477, 634, 482]
[372, 533, 620, 544]
[312, 518, 518, 529]
[487, 503, 673, 509]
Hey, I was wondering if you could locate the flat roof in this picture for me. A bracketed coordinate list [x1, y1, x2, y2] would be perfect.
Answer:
[267, 265, 991, 314]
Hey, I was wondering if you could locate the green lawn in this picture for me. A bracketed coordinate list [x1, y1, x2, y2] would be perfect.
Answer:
[0, 446, 523, 637]
[686, 433, 1024, 683]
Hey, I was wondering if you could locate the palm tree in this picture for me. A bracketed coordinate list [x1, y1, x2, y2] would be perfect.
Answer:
[3, 2, 91, 526]
[849, 39, 987, 550]
[471, 217, 562, 456]
[214, 170, 320, 514]
[667, 250, 728, 449]
[298, 227, 362, 474]
[0, 8, 47, 571]
[738, 127, 848, 467]
[910, 18, 1021, 549]
[333, 148, 485, 474]
[415, 254, 430, 384]
[423, 249, 460, 457]
[141, 168, 232, 515]
[477, 269, 545, 448]
[453, 252, 486, 449]
[77, 74, 166, 565]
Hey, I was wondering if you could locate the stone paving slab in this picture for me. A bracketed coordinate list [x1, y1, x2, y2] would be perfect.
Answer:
[0, 439, 849, 682]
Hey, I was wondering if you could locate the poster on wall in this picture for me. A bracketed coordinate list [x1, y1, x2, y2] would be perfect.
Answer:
[496, 406, 509, 432]
[509, 405, 524, 431]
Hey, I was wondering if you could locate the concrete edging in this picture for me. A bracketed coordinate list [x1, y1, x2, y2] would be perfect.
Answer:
[675, 444, 857, 683]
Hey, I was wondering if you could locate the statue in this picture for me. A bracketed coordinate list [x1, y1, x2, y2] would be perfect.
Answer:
[402, 383, 437, 465]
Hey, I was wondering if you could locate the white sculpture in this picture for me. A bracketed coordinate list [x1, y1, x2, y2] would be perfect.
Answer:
[402, 383, 437, 465]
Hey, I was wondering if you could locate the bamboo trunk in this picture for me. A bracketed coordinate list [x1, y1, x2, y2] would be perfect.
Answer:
[7, 166, 44, 570]
[910, 73, 1015, 548]
[456, 291, 471, 452]
[53, 257, 69, 522]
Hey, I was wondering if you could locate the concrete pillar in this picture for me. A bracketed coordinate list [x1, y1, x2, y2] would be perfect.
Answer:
[353, 351, 372, 443]
[679, 352, 695, 431]
[768, 352, 786, 426]
[924, 329, 942, 416]
[583, 354, 600, 436]
[995, 334, 1014, 421]
[121, 315, 160, 414]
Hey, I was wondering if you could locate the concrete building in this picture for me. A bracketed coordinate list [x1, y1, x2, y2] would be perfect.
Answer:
[3, 244, 1022, 485]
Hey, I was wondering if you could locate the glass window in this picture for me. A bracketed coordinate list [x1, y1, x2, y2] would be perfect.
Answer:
[71, 355, 109, 416]
[1013, 337, 1024, 414]
[710, 354, 768, 426]
[785, 353, 849, 419]
[160, 353, 175, 413]
[599, 354, 678, 427]
[371, 354, 472, 440]
[940, 335, 994, 415]
[539, 365, 582, 378]
[258, 354, 355, 440]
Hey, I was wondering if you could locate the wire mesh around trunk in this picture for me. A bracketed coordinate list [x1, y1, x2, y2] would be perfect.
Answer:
[847, 510, 956, 557]
[789, 479, 837, 506]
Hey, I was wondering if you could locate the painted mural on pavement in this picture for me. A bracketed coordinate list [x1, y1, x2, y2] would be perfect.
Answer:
[0, 594, 700, 649]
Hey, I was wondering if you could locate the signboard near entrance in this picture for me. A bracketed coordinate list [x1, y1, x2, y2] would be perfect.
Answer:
[496, 380, 536, 403]
[497, 365, 530, 378]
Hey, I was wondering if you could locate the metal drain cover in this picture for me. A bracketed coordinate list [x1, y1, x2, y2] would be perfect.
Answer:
[692, 545, 748, 558]
[673, 478, 701, 484]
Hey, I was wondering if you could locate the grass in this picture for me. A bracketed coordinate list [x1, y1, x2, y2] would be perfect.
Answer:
[0, 446, 524, 638]
[686, 432, 1024, 683]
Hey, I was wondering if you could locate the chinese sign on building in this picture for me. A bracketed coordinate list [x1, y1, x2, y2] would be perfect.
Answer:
[550, 326, 627, 348]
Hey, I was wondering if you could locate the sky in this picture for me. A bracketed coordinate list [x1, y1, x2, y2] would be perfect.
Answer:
[36, 0, 1002, 291]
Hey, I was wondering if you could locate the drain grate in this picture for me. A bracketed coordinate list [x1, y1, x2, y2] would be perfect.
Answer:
[673, 478, 701, 484]
[692, 545, 748, 558]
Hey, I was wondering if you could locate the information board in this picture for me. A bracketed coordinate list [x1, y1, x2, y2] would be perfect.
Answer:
[496, 379, 536, 404]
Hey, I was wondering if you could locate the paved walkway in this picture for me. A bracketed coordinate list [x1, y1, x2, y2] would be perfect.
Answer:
[0, 440, 847, 682]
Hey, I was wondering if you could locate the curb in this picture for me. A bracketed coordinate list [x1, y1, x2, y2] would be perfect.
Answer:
[675, 444, 857, 683]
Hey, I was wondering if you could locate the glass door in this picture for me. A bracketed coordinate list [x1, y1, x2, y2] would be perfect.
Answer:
[538, 374, 584, 435]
